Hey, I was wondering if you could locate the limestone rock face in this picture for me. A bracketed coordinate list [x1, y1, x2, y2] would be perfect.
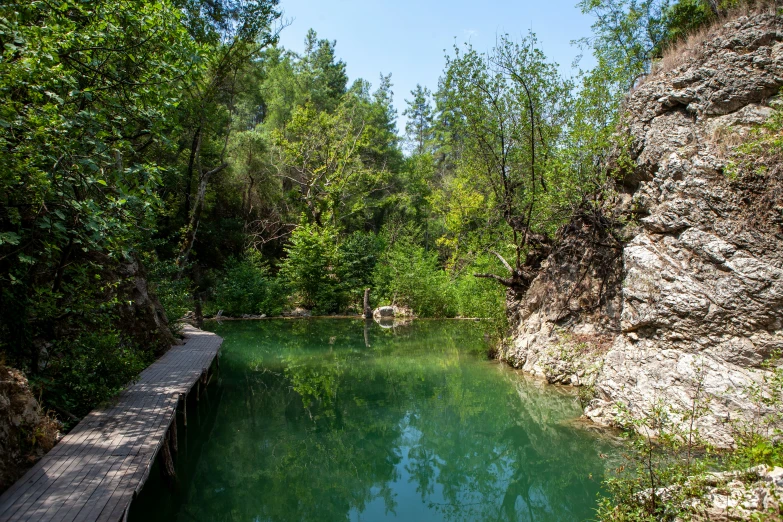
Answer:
[505, 12, 783, 446]
[501, 212, 625, 387]
[0, 366, 59, 493]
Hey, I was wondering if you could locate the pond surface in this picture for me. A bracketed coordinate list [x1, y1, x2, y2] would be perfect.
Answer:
[129, 319, 614, 522]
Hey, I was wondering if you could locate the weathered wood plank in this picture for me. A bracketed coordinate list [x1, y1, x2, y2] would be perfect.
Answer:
[0, 326, 222, 522]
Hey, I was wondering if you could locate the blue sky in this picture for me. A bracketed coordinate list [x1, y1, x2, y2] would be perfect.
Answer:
[276, 0, 599, 134]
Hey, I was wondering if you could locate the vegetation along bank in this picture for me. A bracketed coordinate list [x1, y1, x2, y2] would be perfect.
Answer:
[1, 0, 782, 519]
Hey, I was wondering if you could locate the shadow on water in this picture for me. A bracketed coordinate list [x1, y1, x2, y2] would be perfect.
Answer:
[129, 319, 618, 522]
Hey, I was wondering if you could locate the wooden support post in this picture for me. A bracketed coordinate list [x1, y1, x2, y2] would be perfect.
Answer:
[159, 428, 177, 479]
[196, 367, 207, 402]
[171, 417, 178, 454]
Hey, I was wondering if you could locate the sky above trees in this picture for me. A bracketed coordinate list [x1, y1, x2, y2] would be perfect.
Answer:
[277, 0, 597, 133]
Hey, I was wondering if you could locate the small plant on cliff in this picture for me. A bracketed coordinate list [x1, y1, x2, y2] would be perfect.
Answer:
[596, 362, 713, 521]
[729, 350, 783, 470]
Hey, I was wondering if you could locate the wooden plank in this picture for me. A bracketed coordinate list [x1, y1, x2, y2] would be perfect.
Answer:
[13, 396, 144, 520]
[0, 326, 222, 522]
[94, 398, 180, 522]
[41, 390, 167, 522]
[72, 394, 176, 522]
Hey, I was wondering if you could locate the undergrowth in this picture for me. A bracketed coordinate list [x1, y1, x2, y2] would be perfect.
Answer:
[596, 355, 783, 521]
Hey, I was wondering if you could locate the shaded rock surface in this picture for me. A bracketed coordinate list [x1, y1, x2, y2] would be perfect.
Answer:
[503, 12, 783, 446]
[116, 258, 176, 354]
[0, 366, 59, 493]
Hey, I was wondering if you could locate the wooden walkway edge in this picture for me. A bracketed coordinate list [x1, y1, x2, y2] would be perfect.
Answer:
[0, 325, 222, 522]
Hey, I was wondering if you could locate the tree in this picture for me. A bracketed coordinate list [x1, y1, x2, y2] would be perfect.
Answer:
[300, 29, 348, 114]
[271, 102, 370, 226]
[576, 0, 720, 93]
[174, 3, 282, 271]
[0, 0, 202, 366]
[403, 85, 435, 155]
[437, 33, 572, 294]
[279, 222, 340, 311]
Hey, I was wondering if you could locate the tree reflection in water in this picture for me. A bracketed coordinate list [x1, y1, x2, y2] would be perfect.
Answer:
[130, 319, 616, 522]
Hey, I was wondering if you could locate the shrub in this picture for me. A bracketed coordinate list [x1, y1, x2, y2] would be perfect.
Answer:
[373, 239, 454, 317]
[209, 250, 287, 317]
[336, 231, 383, 310]
[39, 330, 149, 420]
[451, 254, 507, 318]
[279, 223, 342, 313]
[596, 355, 783, 520]
[148, 260, 193, 323]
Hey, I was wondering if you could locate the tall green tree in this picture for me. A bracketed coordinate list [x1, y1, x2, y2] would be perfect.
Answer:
[403, 85, 435, 155]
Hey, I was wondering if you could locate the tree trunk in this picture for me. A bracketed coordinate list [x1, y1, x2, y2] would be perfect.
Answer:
[177, 162, 227, 273]
[363, 288, 372, 319]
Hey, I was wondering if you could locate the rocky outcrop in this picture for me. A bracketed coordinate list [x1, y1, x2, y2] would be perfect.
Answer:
[501, 210, 626, 386]
[0, 366, 59, 493]
[504, 12, 783, 446]
[116, 258, 177, 354]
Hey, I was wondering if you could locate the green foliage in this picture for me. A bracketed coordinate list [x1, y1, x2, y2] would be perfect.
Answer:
[450, 255, 507, 320]
[279, 223, 342, 312]
[433, 32, 579, 267]
[403, 84, 435, 155]
[209, 250, 287, 317]
[38, 330, 150, 420]
[335, 231, 383, 308]
[148, 261, 193, 324]
[597, 355, 783, 520]
[662, 0, 716, 44]
[730, 351, 783, 469]
[373, 238, 454, 318]
[0, 0, 200, 361]
[596, 397, 713, 521]
[0, 0, 282, 421]
[450, 254, 509, 338]
[271, 101, 384, 227]
[577, 0, 672, 91]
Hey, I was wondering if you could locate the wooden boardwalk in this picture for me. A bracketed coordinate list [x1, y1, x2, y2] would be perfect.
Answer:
[0, 325, 222, 522]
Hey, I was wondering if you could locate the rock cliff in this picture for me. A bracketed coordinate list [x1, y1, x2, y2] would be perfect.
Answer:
[0, 366, 59, 492]
[502, 12, 783, 446]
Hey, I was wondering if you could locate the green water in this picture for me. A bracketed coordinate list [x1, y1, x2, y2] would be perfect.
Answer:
[129, 319, 614, 522]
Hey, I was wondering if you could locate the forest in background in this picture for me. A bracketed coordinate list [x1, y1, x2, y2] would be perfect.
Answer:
[0, 0, 738, 421]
